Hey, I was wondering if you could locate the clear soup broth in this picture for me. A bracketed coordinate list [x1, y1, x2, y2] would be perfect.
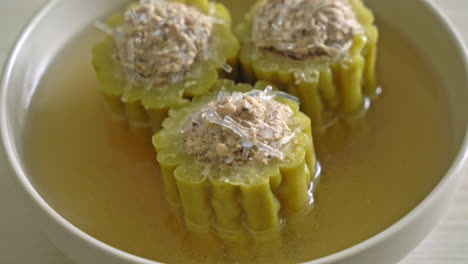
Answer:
[24, 1, 455, 263]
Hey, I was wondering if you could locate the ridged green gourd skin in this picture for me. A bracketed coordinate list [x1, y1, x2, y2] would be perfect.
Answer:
[237, 0, 379, 132]
[92, 0, 240, 131]
[153, 79, 317, 251]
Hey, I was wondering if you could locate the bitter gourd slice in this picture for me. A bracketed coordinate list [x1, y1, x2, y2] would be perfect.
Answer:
[153, 79, 318, 251]
[237, 0, 379, 132]
[92, 0, 239, 131]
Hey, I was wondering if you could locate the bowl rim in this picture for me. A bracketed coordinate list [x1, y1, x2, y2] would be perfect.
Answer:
[2, 0, 468, 263]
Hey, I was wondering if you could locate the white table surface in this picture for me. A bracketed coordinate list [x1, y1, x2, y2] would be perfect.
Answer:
[1, 0, 467, 263]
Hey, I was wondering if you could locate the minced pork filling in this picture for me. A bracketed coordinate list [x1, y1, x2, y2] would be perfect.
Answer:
[252, 0, 363, 60]
[184, 87, 296, 166]
[113, 1, 213, 83]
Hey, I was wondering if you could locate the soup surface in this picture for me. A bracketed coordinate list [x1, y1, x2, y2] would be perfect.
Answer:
[23, 2, 455, 263]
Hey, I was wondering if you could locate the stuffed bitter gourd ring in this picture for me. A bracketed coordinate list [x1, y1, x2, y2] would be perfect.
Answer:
[153, 79, 318, 248]
[92, 0, 239, 131]
[237, 0, 379, 132]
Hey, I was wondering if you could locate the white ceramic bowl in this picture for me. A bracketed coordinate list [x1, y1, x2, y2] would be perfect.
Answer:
[2, 0, 468, 263]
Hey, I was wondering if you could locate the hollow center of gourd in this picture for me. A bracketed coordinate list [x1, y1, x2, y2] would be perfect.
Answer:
[184, 87, 295, 166]
[114, 1, 213, 83]
[252, 0, 362, 59]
